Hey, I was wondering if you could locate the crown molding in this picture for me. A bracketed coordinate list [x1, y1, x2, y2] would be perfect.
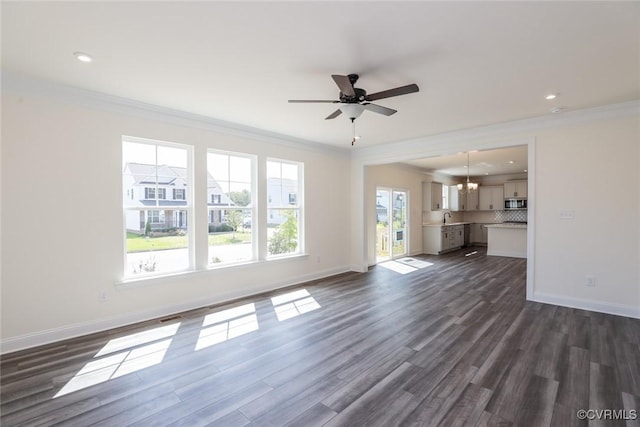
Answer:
[352, 99, 640, 164]
[1, 71, 349, 157]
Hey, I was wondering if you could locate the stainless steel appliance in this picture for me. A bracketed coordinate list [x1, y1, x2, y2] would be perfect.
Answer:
[504, 198, 527, 210]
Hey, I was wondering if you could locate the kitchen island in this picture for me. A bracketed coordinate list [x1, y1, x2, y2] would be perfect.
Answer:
[485, 223, 527, 258]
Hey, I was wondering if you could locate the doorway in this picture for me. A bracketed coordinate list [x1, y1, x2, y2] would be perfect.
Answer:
[376, 188, 408, 263]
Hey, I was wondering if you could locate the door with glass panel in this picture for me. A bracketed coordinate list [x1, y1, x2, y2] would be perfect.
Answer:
[376, 188, 408, 262]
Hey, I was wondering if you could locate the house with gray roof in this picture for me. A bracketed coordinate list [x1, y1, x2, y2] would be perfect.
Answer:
[123, 163, 233, 233]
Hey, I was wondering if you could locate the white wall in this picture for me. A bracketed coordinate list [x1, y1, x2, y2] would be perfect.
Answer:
[1, 78, 351, 352]
[352, 104, 640, 318]
[533, 117, 639, 312]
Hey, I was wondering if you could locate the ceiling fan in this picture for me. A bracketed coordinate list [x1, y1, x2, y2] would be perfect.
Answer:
[288, 74, 419, 122]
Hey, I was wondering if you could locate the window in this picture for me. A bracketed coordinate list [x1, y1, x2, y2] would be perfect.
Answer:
[147, 210, 160, 223]
[123, 138, 192, 277]
[267, 159, 303, 257]
[173, 188, 185, 200]
[207, 151, 255, 265]
[442, 185, 449, 210]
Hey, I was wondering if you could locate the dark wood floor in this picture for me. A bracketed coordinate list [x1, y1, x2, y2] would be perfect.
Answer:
[2, 247, 639, 426]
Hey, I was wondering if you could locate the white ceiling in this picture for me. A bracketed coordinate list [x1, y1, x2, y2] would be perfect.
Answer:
[2, 1, 639, 154]
[403, 146, 528, 178]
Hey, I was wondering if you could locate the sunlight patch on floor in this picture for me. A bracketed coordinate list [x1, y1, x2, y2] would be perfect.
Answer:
[271, 289, 321, 321]
[195, 303, 259, 351]
[378, 257, 434, 275]
[55, 323, 180, 398]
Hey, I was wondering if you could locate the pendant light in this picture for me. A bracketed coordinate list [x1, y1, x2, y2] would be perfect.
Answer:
[457, 152, 478, 193]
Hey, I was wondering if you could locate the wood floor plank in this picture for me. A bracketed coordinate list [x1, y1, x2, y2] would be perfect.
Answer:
[2, 246, 639, 427]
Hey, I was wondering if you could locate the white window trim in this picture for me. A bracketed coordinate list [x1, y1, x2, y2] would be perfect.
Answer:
[266, 158, 304, 259]
[122, 136, 194, 279]
[207, 149, 257, 266]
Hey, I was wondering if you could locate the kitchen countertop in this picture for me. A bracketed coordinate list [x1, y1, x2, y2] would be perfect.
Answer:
[422, 222, 473, 227]
[484, 223, 527, 229]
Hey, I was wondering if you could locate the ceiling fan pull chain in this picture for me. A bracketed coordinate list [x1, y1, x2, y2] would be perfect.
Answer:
[352, 118, 356, 146]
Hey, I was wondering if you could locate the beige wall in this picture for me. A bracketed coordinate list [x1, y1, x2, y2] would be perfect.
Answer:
[364, 164, 426, 264]
[1, 82, 351, 351]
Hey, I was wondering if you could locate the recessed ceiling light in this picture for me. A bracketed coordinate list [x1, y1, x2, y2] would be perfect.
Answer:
[485, 173, 489, 175]
[508, 160, 515, 164]
[524, 169, 528, 173]
[74, 52, 93, 63]
[545, 93, 557, 100]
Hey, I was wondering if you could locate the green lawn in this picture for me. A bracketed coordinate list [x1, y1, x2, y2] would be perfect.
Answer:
[127, 232, 251, 252]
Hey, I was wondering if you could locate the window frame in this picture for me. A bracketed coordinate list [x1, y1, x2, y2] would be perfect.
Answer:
[266, 158, 304, 259]
[206, 149, 257, 267]
[122, 136, 194, 280]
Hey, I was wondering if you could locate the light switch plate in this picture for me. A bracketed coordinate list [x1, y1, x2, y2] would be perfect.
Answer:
[560, 210, 575, 220]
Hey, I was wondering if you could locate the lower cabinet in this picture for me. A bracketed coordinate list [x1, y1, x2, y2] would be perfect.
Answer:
[423, 225, 465, 255]
[470, 223, 488, 245]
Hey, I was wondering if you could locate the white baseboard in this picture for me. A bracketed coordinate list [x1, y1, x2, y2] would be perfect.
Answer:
[0, 266, 351, 355]
[532, 292, 640, 319]
[486, 250, 526, 259]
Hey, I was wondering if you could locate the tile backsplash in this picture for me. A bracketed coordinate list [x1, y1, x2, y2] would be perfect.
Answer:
[423, 209, 527, 224]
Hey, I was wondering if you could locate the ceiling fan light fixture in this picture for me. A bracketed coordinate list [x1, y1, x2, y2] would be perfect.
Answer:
[339, 103, 365, 119]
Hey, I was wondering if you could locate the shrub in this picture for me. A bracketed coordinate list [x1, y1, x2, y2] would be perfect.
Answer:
[209, 223, 234, 233]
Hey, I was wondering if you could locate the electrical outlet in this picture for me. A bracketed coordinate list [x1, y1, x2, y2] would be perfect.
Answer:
[99, 290, 108, 301]
[585, 275, 595, 287]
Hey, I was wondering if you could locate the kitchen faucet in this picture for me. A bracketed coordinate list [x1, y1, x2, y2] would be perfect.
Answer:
[443, 211, 452, 224]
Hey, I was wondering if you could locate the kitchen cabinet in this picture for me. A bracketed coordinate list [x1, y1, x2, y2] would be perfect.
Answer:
[504, 180, 528, 198]
[479, 186, 504, 210]
[470, 223, 488, 245]
[466, 190, 479, 211]
[431, 182, 443, 211]
[453, 225, 464, 247]
[450, 187, 470, 211]
[423, 224, 464, 254]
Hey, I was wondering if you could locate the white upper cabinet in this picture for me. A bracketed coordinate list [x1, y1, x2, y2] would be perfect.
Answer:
[504, 180, 528, 198]
[466, 189, 479, 211]
[479, 186, 504, 210]
[430, 182, 443, 211]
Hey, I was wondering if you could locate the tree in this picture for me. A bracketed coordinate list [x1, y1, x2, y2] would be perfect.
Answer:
[229, 189, 251, 207]
[225, 210, 243, 240]
[268, 210, 298, 255]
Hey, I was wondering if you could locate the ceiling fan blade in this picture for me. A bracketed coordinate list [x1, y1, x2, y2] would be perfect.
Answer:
[288, 100, 339, 103]
[365, 83, 419, 101]
[362, 103, 397, 116]
[331, 75, 356, 97]
[325, 109, 342, 120]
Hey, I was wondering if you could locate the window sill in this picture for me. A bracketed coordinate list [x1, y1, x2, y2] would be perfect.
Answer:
[116, 253, 310, 290]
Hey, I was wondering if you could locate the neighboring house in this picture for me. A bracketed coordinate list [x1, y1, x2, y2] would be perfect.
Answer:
[123, 163, 233, 233]
[267, 176, 298, 225]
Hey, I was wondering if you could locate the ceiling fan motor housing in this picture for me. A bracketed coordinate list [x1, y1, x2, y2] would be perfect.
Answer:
[341, 87, 367, 103]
